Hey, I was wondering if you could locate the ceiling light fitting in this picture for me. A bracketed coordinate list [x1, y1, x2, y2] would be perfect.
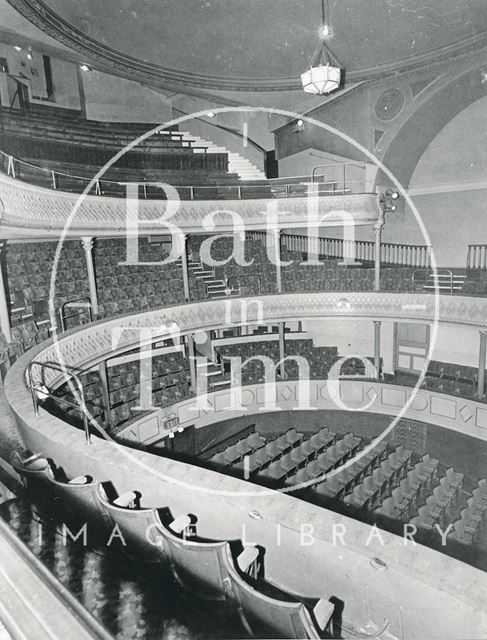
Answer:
[301, 0, 342, 95]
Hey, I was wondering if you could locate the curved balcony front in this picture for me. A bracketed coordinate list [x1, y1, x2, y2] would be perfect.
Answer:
[0, 171, 381, 238]
[4, 291, 487, 640]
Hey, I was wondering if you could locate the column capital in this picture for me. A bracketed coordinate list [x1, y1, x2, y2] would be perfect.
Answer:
[81, 236, 94, 252]
[374, 320, 382, 327]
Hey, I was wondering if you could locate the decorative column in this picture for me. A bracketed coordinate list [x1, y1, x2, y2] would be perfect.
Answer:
[98, 360, 112, 430]
[180, 234, 190, 301]
[187, 334, 197, 391]
[278, 322, 286, 379]
[374, 320, 381, 381]
[478, 331, 487, 399]
[81, 237, 99, 316]
[76, 65, 87, 119]
[0, 243, 11, 343]
[374, 208, 386, 292]
[267, 229, 282, 293]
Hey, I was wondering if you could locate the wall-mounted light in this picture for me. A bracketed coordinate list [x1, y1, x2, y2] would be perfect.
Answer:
[14, 46, 23, 52]
[206, 111, 216, 118]
[292, 119, 305, 133]
[26, 47, 33, 60]
[382, 188, 400, 212]
[80, 64, 92, 72]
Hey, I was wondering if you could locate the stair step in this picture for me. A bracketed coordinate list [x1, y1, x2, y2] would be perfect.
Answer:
[210, 380, 232, 388]
[206, 282, 226, 290]
[203, 369, 223, 378]
[424, 285, 464, 291]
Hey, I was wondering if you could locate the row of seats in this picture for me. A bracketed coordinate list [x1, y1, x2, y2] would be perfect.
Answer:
[450, 479, 487, 545]
[0, 106, 184, 150]
[12, 452, 336, 639]
[209, 426, 487, 559]
[315, 443, 407, 503]
[54, 349, 192, 432]
[216, 339, 340, 384]
[210, 428, 305, 471]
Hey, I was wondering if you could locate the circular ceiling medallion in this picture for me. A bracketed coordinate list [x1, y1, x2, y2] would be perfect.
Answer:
[375, 87, 406, 121]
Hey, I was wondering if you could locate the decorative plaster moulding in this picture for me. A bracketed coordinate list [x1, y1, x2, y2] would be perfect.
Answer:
[7, 0, 487, 91]
[0, 173, 380, 238]
[10, 291, 487, 391]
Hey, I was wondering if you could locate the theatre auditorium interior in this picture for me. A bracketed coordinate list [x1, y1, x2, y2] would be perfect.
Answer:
[0, 0, 487, 639]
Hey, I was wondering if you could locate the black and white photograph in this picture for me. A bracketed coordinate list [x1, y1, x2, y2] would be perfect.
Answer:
[0, 1, 486, 638]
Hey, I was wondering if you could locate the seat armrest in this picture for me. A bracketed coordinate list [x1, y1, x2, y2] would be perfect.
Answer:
[169, 514, 192, 535]
[313, 598, 335, 630]
[68, 475, 89, 485]
[113, 491, 137, 508]
[237, 546, 259, 573]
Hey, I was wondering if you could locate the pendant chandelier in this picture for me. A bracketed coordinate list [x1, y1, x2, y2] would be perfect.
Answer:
[301, 0, 342, 95]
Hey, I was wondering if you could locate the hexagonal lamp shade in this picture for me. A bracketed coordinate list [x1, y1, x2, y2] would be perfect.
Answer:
[301, 39, 342, 95]
[301, 64, 341, 95]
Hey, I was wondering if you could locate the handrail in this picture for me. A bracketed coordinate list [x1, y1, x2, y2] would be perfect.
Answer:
[227, 273, 262, 295]
[26, 360, 92, 444]
[59, 297, 93, 333]
[412, 268, 454, 294]
[0, 149, 371, 200]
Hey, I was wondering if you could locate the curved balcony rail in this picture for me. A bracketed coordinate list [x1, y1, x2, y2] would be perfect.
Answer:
[0, 150, 369, 201]
[5, 291, 487, 640]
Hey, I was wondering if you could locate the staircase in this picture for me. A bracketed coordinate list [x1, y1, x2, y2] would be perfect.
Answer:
[179, 132, 265, 181]
[196, 358, 231, 391]
[188, 259, 228, 298]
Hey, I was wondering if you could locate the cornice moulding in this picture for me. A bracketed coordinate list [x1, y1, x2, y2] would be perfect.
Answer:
[7, 0, 487, 92]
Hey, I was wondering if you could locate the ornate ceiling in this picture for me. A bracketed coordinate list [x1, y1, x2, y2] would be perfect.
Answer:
[6, 0, 487, 91]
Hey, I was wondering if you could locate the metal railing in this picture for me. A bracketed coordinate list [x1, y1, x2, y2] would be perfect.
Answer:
[412, 268, 454, 294]
[59, 298, 93, 333]
[0, 150, 371, 200]
[26, 361, 93, 444]
[227, 274, 262, 296]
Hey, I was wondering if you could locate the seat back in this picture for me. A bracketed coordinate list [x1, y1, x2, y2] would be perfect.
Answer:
[11, 451, 105, 527]
[222, 549, 332, 639]
[96, 488, 165, 561]
[381, 497, 395, 516]
[159, 520, 233, 601]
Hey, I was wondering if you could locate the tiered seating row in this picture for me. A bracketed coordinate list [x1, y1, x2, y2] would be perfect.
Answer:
[5, 240, 90, 352]
[55, 350, 192, 432]
[216, 340, 339, 385]
[451, 479, 487, 545]
[93, 238, 184, 318]
[0, 106, 229, 174]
